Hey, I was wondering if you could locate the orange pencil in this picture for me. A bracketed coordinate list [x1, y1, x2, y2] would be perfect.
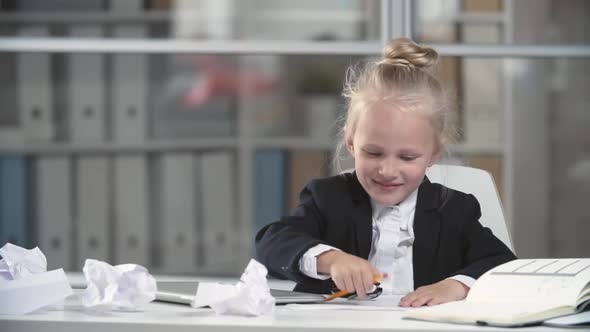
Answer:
[325, 275, 383, 301]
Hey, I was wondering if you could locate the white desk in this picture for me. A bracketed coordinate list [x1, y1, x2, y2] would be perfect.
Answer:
[0, 290, 563, 332]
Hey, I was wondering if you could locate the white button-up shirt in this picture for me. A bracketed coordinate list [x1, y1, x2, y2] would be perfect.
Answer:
[298, 188, 475, 294]
[368, 189, 417, 294]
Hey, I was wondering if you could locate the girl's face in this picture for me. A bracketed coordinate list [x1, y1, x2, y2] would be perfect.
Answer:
[347, 102, 440, 206]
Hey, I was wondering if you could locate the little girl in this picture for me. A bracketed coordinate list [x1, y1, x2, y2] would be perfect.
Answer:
[256, 38, 516, 307]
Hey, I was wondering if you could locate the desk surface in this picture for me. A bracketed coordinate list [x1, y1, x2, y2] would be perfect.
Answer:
[0, 290, 563, 332]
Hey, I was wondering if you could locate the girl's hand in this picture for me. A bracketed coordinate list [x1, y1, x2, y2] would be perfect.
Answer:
[316, 250, 382, 299]
[399, 279, 469, 307]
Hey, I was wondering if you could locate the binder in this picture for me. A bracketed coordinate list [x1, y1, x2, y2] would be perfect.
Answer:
[148, 0, 172, 9]
[255, 150, 286, 232]
[200, 151, 236, 273]
[111, 0, 146, 142]
[75, 156, 110, 267]
[112, 25, 147, 143]
[159, 153, 198, 273]
[109, 0, 143, 12]
[0, 33, 23, 144]
[67, 24, 110, 268]
[16, 26, 54, 142]
[287, 150, 328, 213]
[113, 155, 148, 266]
[110, 0, 149, 267]
[0, 155, 27, 247]
[36, 157, 72, 270]
[17, 0, 103, 11]
[68, 25, 105, 142]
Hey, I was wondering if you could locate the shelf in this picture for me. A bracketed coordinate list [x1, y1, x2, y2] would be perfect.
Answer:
[0, 136, 336, 154]
[251, 137, 333, 150]
[0, 138, 239, 155]
[0, 11, 171, 24]
[449, 143, 503, 155]
[0, 9, 367, 25]
[255, 9, 367, 23]
[0, 37, 383, 55]
[1, 37, 588, 57]
[0, 138, 505, 155]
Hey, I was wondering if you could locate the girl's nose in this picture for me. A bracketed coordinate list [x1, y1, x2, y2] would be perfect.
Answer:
[378, 159, 399, 178]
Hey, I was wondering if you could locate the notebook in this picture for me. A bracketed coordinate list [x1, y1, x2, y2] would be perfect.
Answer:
[403, 258, 590, 327]
[156, 280, 325, 305]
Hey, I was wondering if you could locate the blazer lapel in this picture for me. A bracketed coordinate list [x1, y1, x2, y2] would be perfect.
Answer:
[346, 172, 373, 259]
[412, 178, 441, 288]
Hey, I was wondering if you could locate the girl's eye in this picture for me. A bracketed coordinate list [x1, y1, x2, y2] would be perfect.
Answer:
[400, 155, 417, 161]
[365, 151, 381, 157]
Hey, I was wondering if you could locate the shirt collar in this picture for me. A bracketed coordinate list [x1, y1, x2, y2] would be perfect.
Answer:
[371, 188, 419, 221]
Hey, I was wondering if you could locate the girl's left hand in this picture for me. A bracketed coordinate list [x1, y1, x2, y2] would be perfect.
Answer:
[398, 279, 469, 307]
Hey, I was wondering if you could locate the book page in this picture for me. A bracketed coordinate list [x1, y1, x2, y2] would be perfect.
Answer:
[467, 259, 590, 307]
[544, 311, 590, 327]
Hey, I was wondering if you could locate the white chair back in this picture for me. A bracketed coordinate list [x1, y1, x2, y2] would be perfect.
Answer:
[425, 164, 513, 251]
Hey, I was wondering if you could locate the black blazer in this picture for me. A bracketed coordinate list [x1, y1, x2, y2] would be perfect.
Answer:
[255, 172, 516, 294]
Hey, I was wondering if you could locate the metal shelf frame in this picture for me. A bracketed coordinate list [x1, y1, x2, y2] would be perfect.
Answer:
[1, 37, 589, 57]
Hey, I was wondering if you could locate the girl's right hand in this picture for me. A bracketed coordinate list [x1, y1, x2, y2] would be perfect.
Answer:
[316, 250, 382, 299]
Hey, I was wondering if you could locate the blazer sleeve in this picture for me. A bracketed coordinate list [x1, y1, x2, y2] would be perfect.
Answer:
[453, 194, 517, 279]
[255, 180, 328, 284]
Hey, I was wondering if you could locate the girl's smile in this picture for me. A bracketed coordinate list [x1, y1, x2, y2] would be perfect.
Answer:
[373, 179, 404, 190]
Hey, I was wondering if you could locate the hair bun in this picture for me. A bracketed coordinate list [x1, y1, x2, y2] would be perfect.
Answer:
[380, 38, 438, 69]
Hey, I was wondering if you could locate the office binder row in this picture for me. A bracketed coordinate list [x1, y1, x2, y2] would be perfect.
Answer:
[0, 151, 239, 275]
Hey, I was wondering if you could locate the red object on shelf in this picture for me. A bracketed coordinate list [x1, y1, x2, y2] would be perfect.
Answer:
[182, 55, 280, 108]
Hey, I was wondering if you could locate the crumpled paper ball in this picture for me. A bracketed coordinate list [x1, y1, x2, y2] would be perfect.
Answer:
[81, 259, 157, 310]
[192, 259, 275, 316]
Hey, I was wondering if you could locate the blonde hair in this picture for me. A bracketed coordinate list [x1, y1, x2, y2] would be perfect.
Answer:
[333, 38, 458, 171]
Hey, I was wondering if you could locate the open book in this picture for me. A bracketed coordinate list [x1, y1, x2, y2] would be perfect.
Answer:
[403, 259, 590, 327]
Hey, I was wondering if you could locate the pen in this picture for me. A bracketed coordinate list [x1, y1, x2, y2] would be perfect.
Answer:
[325, 275, 383, 301]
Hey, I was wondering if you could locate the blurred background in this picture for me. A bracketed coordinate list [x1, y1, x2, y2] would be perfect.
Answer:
[0, 0, 588, 276]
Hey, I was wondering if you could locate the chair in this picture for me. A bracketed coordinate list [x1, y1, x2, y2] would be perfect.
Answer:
[426, 164, 513, 251]
[343, 165, 514, 251]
